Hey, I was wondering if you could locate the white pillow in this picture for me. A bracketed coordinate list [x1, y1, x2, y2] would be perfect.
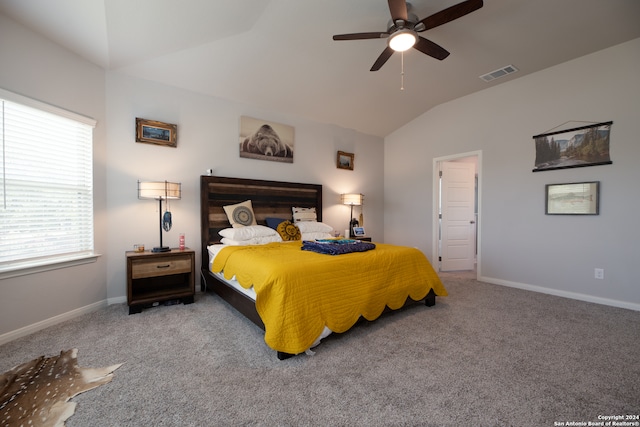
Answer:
[301, 232, 334, 240]
[219, 225, 277, 241]
[292, 207, 317, 222]
[296, 221, 333, 233]
[220, 235, 282, 246]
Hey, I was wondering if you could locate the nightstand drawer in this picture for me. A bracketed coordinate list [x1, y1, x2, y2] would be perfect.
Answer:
[131, 257, 192, 279]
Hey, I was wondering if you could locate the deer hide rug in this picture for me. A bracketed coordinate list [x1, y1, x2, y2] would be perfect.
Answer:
[0, 349, 122, 427]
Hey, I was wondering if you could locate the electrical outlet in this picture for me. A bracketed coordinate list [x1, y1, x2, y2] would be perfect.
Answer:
[594, 268, 604, 280]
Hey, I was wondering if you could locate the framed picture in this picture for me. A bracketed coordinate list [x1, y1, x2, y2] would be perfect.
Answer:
[136, 118, 177, 147]
[239, 116, 294, 163]
[545, 181, 599, 215]
[337, 151, 354, 170]
[532, 121, 612, 172]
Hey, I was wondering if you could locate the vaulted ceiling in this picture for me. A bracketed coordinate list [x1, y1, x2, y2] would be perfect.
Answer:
[1, 0, 639, 137]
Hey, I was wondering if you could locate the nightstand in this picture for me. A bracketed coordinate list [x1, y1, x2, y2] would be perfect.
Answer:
[354, 236, 372, 242]
[126, 248, 195, 314]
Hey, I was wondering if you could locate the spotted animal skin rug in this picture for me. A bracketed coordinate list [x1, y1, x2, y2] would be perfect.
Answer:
[0, 349, 122, 426]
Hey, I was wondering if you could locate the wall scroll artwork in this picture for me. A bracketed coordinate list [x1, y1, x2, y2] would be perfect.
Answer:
[545, 181, 599, 215]
[532, 121, 612, 172]
[136, 118, 177, 147]
[239, 116, 294, 163]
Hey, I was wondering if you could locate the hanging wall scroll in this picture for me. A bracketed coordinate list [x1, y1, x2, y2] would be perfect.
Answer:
[532, 121, 612, 172]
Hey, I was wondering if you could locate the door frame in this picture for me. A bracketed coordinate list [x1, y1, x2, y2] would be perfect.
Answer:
[432, 150, 482, 278]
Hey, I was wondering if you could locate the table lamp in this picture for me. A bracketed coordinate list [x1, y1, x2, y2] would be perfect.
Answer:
[138, 180, 181, 252]
[341, 193, 363, 237]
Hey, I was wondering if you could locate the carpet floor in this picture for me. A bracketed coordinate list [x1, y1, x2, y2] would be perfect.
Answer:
[1, 271, 638, 426]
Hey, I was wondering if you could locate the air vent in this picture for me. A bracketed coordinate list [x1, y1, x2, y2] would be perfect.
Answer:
[479, 65, 518, 82]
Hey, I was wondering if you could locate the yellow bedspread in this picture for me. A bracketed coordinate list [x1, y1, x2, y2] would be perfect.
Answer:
[211, 241, 447, 354]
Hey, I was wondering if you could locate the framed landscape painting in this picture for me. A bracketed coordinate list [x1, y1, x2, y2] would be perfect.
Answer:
[532, 121, 612, 172]
[337, 151, 354, 170]
[135, 118, 177, 147]
[545, 181, 599, 215]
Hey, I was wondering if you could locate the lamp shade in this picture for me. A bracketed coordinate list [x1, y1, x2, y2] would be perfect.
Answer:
[138, 181, 181, 200]
[341, 193, 363, 206]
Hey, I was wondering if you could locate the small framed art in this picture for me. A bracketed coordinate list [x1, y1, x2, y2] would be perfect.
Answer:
[545, 181, 599, 215]
[136, 118, 177, 147]
[337, 151, 354, 170]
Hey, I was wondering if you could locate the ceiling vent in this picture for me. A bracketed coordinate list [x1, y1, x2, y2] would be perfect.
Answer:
[479, 65, 518, 82]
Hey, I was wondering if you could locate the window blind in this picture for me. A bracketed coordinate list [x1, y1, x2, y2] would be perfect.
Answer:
[0, 89, 96, 273]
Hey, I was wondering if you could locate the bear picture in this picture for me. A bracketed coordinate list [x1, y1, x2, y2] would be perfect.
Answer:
[239, 116, 294, 163]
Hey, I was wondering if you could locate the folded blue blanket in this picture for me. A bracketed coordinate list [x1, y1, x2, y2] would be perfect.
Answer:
[301, 239, 376, 255]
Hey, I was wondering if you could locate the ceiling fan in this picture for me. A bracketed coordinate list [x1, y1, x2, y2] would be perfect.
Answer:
[332, 0, 483, 71]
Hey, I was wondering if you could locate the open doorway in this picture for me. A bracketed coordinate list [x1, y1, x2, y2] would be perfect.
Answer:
[432, 151, 481, 276]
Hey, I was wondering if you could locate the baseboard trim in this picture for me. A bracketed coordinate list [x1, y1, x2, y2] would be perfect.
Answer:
[108, 296, 127, 305]
[0, 300, 108, 346]
[479, 275, 640, 312]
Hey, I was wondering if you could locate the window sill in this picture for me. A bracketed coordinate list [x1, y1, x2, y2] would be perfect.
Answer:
[0, 253, 101, 280]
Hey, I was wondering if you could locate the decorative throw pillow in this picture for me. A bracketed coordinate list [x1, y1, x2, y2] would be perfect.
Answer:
[292, 207, 317, 222]
[223, 200, 257, 228]
[276, 220, 301, 241]
[265, 217, 288, 230]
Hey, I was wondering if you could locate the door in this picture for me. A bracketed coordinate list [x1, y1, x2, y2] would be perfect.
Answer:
[440, 160, 476, 271]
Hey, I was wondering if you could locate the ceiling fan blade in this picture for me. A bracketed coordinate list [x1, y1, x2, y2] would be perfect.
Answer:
[418, 0, 483, 32]
[333, 32, 389, 41]
[387, 0, 408, 22]
[370, 46, 395, 71]
[413, 36, 450, 60]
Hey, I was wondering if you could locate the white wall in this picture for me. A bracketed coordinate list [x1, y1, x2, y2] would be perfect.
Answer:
[385, 38, 640, 310]
[0, 14, 108, 338]
[0, 13, 384, 339]
[104, 72, 384, 300]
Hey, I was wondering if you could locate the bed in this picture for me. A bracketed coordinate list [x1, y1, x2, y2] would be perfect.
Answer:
[200, 175, 447, 359]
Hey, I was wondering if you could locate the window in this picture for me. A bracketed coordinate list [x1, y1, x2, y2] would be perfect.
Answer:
[0, 88, 97, 278]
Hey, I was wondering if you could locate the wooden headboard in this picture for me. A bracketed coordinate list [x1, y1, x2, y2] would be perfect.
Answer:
[200, 175, 323, 270]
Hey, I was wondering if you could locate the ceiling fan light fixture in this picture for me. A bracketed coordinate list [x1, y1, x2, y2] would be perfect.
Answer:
[332, 0, 484, 70]
[389, 30, 416, 52]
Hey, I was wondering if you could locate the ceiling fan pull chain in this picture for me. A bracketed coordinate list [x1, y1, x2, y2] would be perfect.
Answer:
[400, 51, 405, 91]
